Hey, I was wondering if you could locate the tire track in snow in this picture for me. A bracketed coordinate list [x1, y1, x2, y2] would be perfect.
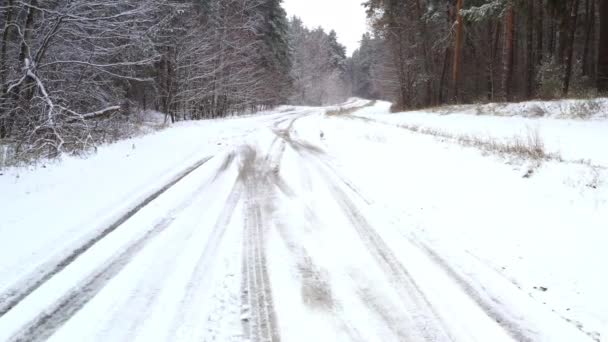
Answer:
[239, 127, 367, 340]
[325, 115, 538, 341]
[410, 239, 535, 342]
[273, 219, 334, 312]
[103, 178, 243, 341]
[321, 120, 545, 341]
[272, 214, 336, 313]
[0, 156, 212, 318]
[323, 174, 453, 342]
[267, 121, 337, 313]
[273, 118, 452, 340]
[270, 124, 374, 340]
[354, 285, 413, 341]
[238, 145, 281, 342]
[241, 202, 281, 342]
[5, 154, 235, 341]
[167, 180, 243, 341]
[9, 217, 176, 342]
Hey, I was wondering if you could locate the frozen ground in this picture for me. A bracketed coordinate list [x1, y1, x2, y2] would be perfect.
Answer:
[0, 100, 605, 341]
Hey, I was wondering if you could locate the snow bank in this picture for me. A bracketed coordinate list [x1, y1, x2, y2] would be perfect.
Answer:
[358, 101, 608, 167]
[424, 98, 608, 120]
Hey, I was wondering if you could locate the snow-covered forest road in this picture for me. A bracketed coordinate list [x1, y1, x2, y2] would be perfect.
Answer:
[0, 101, 604, 342]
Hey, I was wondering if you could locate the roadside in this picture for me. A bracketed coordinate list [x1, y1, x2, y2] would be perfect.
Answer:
[320, 101, 608, 341]
[355, 101, 608, 167]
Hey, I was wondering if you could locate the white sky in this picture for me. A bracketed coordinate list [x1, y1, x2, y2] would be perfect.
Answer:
[282, 0, 368, 56]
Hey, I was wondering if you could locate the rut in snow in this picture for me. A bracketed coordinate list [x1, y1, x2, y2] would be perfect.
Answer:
[237, 145, 282, 342]
[0, 156, 212, 319]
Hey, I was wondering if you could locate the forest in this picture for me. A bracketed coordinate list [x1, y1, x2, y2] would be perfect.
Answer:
[351, 0, 608, 110]
[1, 0, 607, 164]
[0, 0, 348, 163]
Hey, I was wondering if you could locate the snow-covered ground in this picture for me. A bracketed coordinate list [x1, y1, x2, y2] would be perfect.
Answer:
[0, 107, 294, 316]
[357, 100, 608, 167]
[0, 99, 605, 341]
[423, 98, 608, 120]
[328, 101, 608, 341]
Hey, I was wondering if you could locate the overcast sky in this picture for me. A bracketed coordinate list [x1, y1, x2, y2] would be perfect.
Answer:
[282, 0, 368, 56]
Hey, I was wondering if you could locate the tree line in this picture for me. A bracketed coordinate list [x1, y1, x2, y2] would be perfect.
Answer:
[0, 1, 347, 163]
[288, 17, 349, 106]
[353, 0, 608, 110]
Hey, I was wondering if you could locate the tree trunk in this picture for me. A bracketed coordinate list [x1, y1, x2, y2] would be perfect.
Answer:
[526, 0, 535, 98]
[0, 0, 14, 89]
[452, 0, 464, 102]
[557, 5, 570, 65]
[396, 40, 409, 109]
[503, 3, 515, 101]
[598, 0, 608, 92]
[588, 0, 597, 77]
[537, 0, 544, 65]
[488, 21, 502, 101]
[439, 47, 451, 104]
[0, 0, 14, 138]
[582, 0, 593, 76]
[18, 0, 37, 67]
[414, 0, 433, 106]
[548, 6, 556, 57]
[563, 0, 580, 95]
[7, 0, 36, 125]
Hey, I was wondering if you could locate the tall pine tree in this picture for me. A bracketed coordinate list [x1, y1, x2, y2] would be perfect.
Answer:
[599, 0, 608, 92]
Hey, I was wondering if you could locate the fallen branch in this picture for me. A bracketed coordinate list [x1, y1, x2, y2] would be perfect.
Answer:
[64, 106, 122, 123]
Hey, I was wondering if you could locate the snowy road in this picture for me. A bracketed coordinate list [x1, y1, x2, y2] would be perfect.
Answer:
[0, 104, 596, 341]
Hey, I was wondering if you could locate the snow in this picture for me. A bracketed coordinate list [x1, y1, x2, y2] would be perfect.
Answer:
[423, 98, 608, 120]
[356, 100, 608, 167]
[0, 108, 291, 312]
[320, 100, 608, 341]
[0, 99, 606, 341]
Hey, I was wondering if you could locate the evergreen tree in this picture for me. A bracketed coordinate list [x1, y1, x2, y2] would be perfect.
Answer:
[258, 0, 293, 104]
[349, 33, 378, 99]
[328, 30, 347, 72]
[599, 0, 608, 92]
[362, 0, 606, 108]
[287, 17, 349, 105]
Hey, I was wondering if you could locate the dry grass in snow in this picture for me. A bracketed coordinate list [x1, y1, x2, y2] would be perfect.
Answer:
[400, 124, 560, 162]
[325, 100, 376, 116]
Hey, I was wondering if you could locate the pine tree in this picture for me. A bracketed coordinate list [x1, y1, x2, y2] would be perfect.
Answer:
[503, 1, 515, 101]
[287, 17, 349, 105]
[327, 30, 347, 72]
[453, 0, 465, 102]
[599, 0, 608, 92]
[258, 0, 292, 104]
[350, 33, 376, 99]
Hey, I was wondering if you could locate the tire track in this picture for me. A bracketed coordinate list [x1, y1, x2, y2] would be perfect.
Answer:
[9, 217, 176, 342]
[103, 179, 243, 342]
[274, 120, 452, 340]
[324, 175, 453, 342]
[409, 239, 535, 342]
[296, 117, 535, 340]
[241, 201, 281, 342]
[5, 154, 236, 341]
[355, 285, 413, 341]
[273, 220, 334, 312]
[0, 156, 212, 318]
[268, 115, 372, 340]
[300, 115, 534, 341]
[167, 181, 244, 341]
[238, 144, 281, 342]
